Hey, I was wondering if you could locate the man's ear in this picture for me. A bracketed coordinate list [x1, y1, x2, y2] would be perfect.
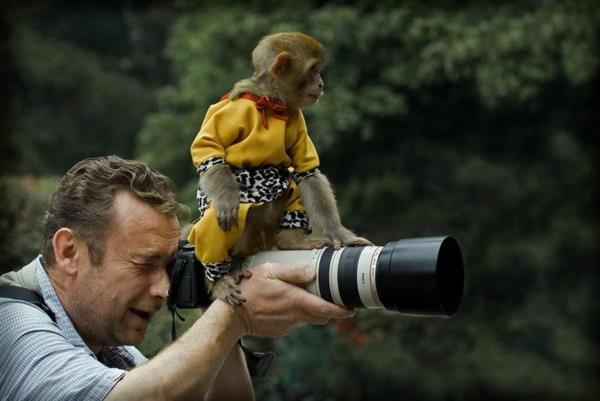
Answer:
[270, 52, 291, 76]
[52, 228, 80, 276]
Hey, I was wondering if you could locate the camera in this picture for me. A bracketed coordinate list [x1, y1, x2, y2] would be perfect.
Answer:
[166, 241, 211, 309]
[167, 236, 465, 317]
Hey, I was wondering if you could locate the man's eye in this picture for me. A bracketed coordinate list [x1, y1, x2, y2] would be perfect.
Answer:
[133, 260, 156, 269]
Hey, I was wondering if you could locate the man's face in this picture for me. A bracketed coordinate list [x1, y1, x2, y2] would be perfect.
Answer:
[69, 191, 180, 350]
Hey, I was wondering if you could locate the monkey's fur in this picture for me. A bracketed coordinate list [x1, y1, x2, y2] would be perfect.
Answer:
[194, 32, 372, 305]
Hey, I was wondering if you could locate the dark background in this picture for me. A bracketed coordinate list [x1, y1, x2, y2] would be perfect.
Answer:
[1, 1, 598, 399]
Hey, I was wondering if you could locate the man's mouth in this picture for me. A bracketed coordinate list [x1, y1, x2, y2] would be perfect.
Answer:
[129, 308, 152, 321]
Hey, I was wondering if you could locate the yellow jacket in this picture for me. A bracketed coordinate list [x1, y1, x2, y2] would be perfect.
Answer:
[188, 95, 319, 271]
[191, 95, 320, 174]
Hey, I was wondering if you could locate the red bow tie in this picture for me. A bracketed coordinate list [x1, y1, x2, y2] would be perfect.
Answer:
[240, 93, 289, 129]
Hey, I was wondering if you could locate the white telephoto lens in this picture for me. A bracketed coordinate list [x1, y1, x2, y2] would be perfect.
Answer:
[242, 237, 464, 317]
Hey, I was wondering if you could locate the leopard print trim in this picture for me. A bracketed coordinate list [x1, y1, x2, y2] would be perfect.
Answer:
[197, 156, 225, 175]
[280, 210, 312, 233]
[291, 168, 320, 183]
[197, 165, 291, 218]
[203, 258, 232, 281]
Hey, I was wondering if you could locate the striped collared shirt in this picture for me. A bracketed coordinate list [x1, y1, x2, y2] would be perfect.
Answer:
[0, 257, 147, 401]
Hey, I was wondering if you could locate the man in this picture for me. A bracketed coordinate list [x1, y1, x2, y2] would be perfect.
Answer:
[0, 156, 354, 401]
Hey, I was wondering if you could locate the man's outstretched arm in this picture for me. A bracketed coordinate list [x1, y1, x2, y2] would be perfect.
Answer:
[105, 263, 354, 401]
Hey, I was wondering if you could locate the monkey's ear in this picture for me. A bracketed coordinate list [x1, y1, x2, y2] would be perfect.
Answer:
[270, 52, 291, 76]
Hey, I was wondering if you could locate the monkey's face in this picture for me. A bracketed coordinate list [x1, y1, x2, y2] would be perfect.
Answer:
[257, 33, 326, 109]
[297, 61, 324, 108]
[281, 59, 324, 109]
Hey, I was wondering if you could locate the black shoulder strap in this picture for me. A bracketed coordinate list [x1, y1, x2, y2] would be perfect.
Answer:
[239, 341, 276, 379]
[0, 285, 56, 322]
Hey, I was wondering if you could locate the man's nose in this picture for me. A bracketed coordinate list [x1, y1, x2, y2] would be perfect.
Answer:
[149, 269, 170, 300]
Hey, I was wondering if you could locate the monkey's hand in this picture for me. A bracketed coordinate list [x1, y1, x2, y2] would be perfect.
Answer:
[200, 163, 240, 231]
[325, 225, 373, 250]
[213, 196, 239, 231]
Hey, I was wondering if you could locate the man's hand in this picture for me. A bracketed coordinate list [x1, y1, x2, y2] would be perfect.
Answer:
[229, 263, 355, 337]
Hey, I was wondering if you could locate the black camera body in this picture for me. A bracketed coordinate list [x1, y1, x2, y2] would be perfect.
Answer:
[166, 242, 211, 309]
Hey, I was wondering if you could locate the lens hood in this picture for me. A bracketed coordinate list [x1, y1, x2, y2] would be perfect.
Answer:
[376, 236, 464, 316]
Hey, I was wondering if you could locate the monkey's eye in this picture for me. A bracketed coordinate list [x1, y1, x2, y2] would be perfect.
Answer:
[310, 64, 321, 77]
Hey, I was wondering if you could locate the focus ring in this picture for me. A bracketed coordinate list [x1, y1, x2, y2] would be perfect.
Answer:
[318, 248, 334, 303]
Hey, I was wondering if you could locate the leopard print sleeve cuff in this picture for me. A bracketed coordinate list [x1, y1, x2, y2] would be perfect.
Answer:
[197, 156, 226, 175]
[291, 168, 320, 183]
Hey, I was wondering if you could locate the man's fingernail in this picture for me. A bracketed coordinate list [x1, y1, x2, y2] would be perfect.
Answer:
[304, 267, 315, 279]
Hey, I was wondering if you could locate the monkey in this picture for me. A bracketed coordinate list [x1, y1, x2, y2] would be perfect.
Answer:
[187, 32, 372, 306]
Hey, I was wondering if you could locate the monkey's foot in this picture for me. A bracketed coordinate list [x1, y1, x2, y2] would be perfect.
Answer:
[302, 238, 333, 249]
[211, 275, 246, 306]
[325, 226, 374, 249]
[343, 236, 374, 247]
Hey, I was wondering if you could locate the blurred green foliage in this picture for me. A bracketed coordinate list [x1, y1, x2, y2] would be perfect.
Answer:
[3, 1, 176, 175]
[2, 0, 598, 399]
[0, 175, 55, 271]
